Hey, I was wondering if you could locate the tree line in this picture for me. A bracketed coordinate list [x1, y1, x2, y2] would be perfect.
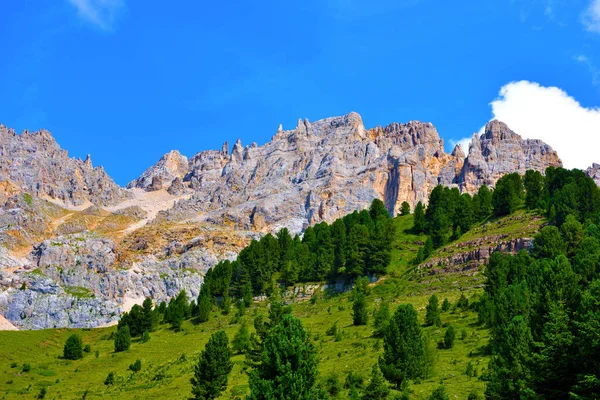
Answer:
[475, 167, 600, 398]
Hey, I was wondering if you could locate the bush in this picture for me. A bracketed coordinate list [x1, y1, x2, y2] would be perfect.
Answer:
[114, 325, 131, 352]
[10, 362, 17, 368]
[444, 326, 456, 349]
[37, 387, 46, 399]
[83, 344, 91, 353]
[345, 371, 365, 389]
[63, 334, 84, 360]
[441, 298, 450, 312]
[429, 385, 449, 400]
[129, 359, 142, 373]
[141, 330, 150, 343]
[22, 363, 31, 372]
[104, 372, 115, 385]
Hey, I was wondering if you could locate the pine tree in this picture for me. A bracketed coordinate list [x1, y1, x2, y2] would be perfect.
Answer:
[114, 325, 131, 352]
[477, 185, 493, 220]
[441, 298, 450, 312]
[191, 330, 233, 400]
[373, 301, 391, 337]
[380, 304, 429, 389]
[428, 385, 449, 400]
[412, 201, 426, 233]
[425, 294, 441, 327]
[400, 202, 411, 216]
[196, 285, 212, 323]
[443, 325, 456, 349]
[248, 314, 318, 400]
[232, 322, 251, 355]
[63, 334, 83, 360]
[362, 364, 389, 400]
[141, 297, 157, 333]
[353, 291, 369, 326]
[524, 169, 545, 210]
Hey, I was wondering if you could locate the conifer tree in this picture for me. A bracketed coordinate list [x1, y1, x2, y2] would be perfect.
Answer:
[63, 334, 83, 360]
[362, 364, 389, 400]
[248, 314, 318, 400]
[380, 304, 429, 389]
[353, 291, 369, 326]
[400, 201, 411, 216]
[232, 322, 251, 355]
[373, 301, 391, 337]
[425, 294, 441, 327]
[114, 325, 131, 353]
[412, 201, 426, 233]
[191, 331, 233, 400]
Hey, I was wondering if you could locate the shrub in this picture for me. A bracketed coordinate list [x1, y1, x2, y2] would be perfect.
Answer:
[104, 372, 115, 385]
[114, 325, 131, 352]
[22, 363, 31, 372]
[63, 334, 84, 360]
[129, 359, 142, 373]
[444, 326, 456, 349]
[141, 330, 150, 343]
[83, 344, 91, 353]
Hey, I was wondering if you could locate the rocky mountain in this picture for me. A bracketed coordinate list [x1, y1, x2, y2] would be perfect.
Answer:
[137, 113, 562, 234]
[0, 124, 129, 207]
[0, 113, 566, 330]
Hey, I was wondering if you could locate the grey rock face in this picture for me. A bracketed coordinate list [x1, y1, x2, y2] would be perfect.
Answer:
[148, 113, 560, 234]
[127, 150, 189, 191]
[586, 163, 600, 186]
[459, 120, 562, 192]
[0, 125, 129, 207]
[0, 232, 217, 329]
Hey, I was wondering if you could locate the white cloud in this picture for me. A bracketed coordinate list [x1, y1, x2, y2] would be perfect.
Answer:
[68, 0, 125, 31]
[582, 0, 600, 32]
[483, 80, 600, 170]
[575, 54, 600, 86]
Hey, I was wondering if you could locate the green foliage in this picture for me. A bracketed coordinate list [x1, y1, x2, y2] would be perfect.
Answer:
[104, 372, 115, 385]
[83, 344, 91, 353]
[117, 297, 157, 337]
[37, 387, 46, 399]
[441, 298, 450, 312]
[380, 304, 429, 389]
[428, 385, 449, 400]
[362, 363, 389, 400]
[191, 330, 233, 400]
[524, 170, 545, 210]
[492, 172, 523, 216]
[373, 301, 391, 337]
[412, 201, 426, 233]
[248, 314, 318, 400]
[23, 192, 33, 206]
[114, 325, 131, 353]
[533, 226, 566, 259]
[425, 295, 441, 327]
[232, 322, 251, 355]
[400, 201, 411, 216]
[196, 285, 212, 324]
[443, 325, 455, 349]
[352, 291, 369, 326]
[141, 330, 150, 343]
[63, 334, 83, 360]
[22, 363, 31, 372]
[128, 359, 141, 373]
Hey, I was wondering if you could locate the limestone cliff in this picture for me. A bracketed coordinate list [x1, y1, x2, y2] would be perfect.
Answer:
[0, 125, 129, 207]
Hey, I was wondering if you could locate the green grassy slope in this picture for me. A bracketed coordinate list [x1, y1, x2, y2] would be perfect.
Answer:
[0, 213, 540, 400]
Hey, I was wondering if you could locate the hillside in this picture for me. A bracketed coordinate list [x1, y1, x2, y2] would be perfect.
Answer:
[0, 114, 564, 331]
[0, 212, 542, 399]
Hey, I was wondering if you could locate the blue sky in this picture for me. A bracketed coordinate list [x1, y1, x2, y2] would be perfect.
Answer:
[1, 0, 599, 185]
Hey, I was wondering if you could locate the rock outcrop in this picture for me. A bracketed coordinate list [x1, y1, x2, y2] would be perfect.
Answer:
[127, 150, 189, 191]
[459, 120, 561, 192]
[0, 125, 129, 207]
[148, 114, 561, 234]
